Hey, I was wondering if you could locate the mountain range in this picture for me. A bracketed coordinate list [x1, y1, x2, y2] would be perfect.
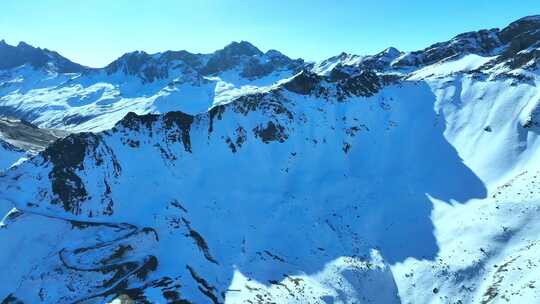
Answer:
[0, 15, 539, 304]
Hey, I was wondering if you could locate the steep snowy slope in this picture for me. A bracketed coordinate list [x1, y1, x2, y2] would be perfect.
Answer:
[0, 74, 479, 303]
[0, 139, 24, 171]
[0, 116, 67, 218]
[0, 15, 540, 304]
[0, 115, 67, 173]
[0, 138, 25, 216]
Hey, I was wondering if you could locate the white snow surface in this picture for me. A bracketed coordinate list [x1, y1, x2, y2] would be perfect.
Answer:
[0, 64, 295, 133]
[408, 54, 497, 80]
[0, 37, 540, 303]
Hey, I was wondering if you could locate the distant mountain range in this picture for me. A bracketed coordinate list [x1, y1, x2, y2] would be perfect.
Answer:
[0, 15, 538, 133]
[0, 15, 540, 304]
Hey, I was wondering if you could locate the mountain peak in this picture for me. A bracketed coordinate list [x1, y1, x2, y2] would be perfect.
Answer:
[499, 14, 540, 44]
[16, 41, 33, 49]
[0, 40, 86, 73]
[118, 50, 151, 60]
[381, 47, 401, 57]
[105, 50, 161, 80]
[221, 41, 263, 57]
[265, 49, 286, 58]
[514, 15, 540, 23]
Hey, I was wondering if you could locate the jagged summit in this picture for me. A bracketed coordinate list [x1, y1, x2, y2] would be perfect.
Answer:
[1, 14, 540, 304]
[0, 40, 86, 73]
[498, 15, 540, 55]
[391, 15, 540, 69]
[382, 46, 401, 56]
[310, 47, 404, 75]
[103, 40, 303, 82]
[104, 50, 165, 81]
[516, 15, 540, 22]
[2, 14, 540, 78]
[0, 15, 539, 133]
[505, 14, 540, 28]
[219, 40, 263, 57]
[105, 50, 151, 71]
[16, 41, 35, 48]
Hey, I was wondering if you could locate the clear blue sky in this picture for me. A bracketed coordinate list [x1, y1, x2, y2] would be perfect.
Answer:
[1, 0, 539, 67]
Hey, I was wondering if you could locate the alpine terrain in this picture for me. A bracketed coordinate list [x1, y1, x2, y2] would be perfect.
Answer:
[0, 15, 540, 304]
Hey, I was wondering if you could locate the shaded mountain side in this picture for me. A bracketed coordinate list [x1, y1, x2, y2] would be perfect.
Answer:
[0, 116, 68, 219]
[0, 78, 490, 303]
[0, 40, 87, 73]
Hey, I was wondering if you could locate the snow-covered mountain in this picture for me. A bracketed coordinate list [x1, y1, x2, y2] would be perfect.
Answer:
[0, 40, 86, 73]
[0, 138, 24, 171]
[1, 15, 540, 304]
[0, 40, 304, 132]
[0, 115, 67, 219]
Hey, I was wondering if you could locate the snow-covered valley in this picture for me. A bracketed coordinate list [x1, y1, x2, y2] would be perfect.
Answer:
[0, 15, 540, 304]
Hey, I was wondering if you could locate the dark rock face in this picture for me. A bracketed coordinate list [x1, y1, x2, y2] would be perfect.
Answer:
[283, 70, 323, 95]
[218, 41, 264, 58]
[498, 15, 540, 45]
[160, 50, 203, 68]
[116, 112, 161, 132]
[393, 29, 501, 67]
[392, 15, 540, 71]
[41, 133, 121, 215]
[181, 218, 218, 264]
[104, 49, 207, 84]
[240, 57, 276, 79]
[505, 47, 540, 70]
[201, 41, 264, 75]
[523, 103, 540, 130]
[284, 69, 381, 99]
[115, 111, 194, 152]
[0, 40, 86, 73]
[253, 121, 288, 143]
[185, 265, 220, 304]
[163, 112, 194, 152]
[229, 91, 293, 119]
[336, 70, 381, 99]
[1, 294, 23, 304]
[106, 51, 151, 76]
[240, 50, 304, 79]
[328, 65, 352, 82]
[497, 16, 540, 68]
[105, 51, 171, 83]
[42, 134, 96, 213]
